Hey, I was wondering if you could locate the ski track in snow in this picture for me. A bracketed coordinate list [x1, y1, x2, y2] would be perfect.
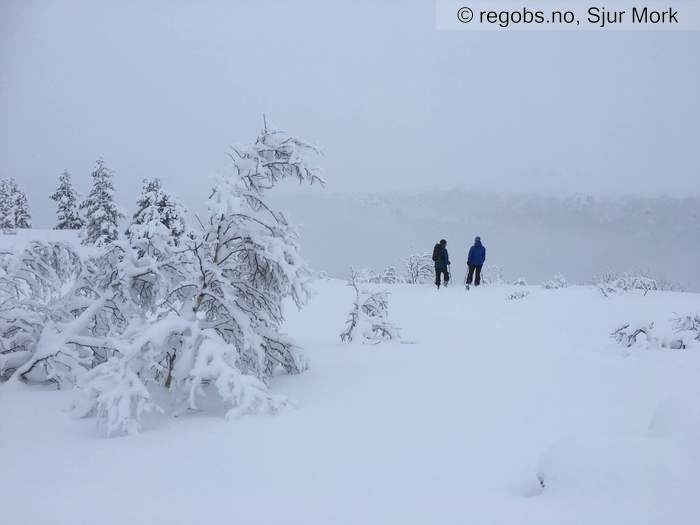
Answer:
[2, 279, 700, 524]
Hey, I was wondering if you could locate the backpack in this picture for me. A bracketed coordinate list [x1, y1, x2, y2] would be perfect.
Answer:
[432, 243, 442, 262]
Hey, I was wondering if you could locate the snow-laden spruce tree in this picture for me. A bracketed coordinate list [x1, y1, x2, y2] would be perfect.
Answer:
[0, 178, 31, 230]
[81, 159, 123, 246]
[0, 179, 13, 230]
[125, 178, 186, 251]
[50, 170, 83, 230]
[403, 252, 433, 284]
[340, 269, 400, 344]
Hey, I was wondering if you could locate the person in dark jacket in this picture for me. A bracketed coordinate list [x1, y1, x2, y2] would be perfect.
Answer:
[466, 236, 486, 287]
[434, 239, 450, 288]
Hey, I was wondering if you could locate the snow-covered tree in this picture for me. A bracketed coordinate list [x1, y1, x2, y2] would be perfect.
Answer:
[340, 269, 400, 344]
[0, 242, 86, 382]
[125, 178, 186, 252]
[76, 122, 323, 434]
[0, 179, 13, 230]
[50, 170, 83, 230]
[0, 178, 31, 230]
[13, 185, 31, 229]
[2, 123, 324, 436]
[81, 159, 123, 246]
[403, 252, 433, 284]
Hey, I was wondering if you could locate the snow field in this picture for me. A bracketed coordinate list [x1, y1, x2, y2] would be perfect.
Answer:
[2, 280, 699, 524]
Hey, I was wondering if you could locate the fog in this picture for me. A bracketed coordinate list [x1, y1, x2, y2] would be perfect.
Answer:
[1, 0, 698, 284]
[274, 190, 700, 290]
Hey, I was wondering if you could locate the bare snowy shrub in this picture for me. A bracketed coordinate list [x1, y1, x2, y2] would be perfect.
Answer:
[340, 269, 400, 344]
[542, 273, 568, 290]
[610, 316, 699, 351]
[354, 268, 379, 284]
[481, 264, 505, 285]
[594, 271, 658, 297]
[611, 322, 655, 348]
[656, 278, 684, 292]
[512, 277, 528, 286]
[669, 314, 700, 349]
[402, 252, 433, 284]
[673, 314, 700, 336]
[507, 290, 529, 301]
[377, 265, 402, 284]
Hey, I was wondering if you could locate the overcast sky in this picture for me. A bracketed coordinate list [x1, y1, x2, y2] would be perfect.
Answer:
[1, 0, 699, 226]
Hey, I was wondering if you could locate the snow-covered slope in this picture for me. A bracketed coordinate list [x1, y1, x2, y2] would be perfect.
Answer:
[2, 280, 699, 524]
[0, 229, 82, 253]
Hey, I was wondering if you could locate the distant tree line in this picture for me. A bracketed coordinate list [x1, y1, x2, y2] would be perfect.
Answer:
[0, 159, 186, 248]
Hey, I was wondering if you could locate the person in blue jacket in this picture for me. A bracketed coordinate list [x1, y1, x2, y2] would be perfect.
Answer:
[466, 236, 486, 288]
[433, 239, 450, 288]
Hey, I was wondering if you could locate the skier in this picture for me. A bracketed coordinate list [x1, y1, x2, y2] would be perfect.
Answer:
[432, 239, 450, 288]
[466, 236, 486, 289]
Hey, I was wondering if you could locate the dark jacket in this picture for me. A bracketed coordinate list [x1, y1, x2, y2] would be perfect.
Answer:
[467, 239, 486, 266]
[435, 246, 450, 270]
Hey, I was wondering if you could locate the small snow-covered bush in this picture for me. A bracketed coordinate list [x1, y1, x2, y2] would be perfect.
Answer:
[353, 268, 378, 284]
[340, 269, 400, 344]
[512, 277, 528, 286]
[376, 265, 402, 285]
[542, 273, 568, 290]
[611, 322, 655, 348]
[507, 290, 529, 301]
[611, 315, 700, 351]
[402, 252, 433, 284]
[594, 271, 658, 297]
[481, 264, 505, 285]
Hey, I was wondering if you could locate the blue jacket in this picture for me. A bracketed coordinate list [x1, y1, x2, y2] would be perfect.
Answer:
[467, 240, 486, 266]
[435, 246, 450, 270]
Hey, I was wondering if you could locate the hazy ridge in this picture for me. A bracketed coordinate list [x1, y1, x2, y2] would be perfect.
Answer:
[276, 191, 700, 290]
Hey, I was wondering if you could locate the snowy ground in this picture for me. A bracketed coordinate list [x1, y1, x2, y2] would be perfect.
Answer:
[2, 279, 699, 524]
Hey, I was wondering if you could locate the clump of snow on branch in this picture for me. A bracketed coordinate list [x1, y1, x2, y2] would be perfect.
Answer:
[542, 273, 568, 289]
[340, 269, 400, 344]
